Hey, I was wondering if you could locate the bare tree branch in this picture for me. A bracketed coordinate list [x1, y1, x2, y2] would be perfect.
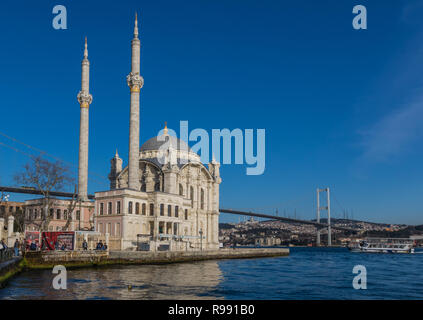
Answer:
[14, 156, 75, 232]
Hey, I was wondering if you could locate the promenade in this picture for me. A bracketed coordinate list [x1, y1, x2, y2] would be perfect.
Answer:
[23, 248, 289, 269]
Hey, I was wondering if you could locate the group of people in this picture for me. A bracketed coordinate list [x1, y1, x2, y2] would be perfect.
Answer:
[94, 240, 108, 251]
[53, 241, 68, 251]
[0, 238, 21, 257]
[1, 238, 110, 253]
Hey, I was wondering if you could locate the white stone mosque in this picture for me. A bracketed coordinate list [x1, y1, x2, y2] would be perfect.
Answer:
[77, 14, 221, 251]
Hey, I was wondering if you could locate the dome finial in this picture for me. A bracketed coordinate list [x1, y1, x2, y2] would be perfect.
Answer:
[164, 121, 168, 135]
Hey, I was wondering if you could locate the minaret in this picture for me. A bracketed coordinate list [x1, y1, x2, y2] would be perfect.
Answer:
[126, 13, 144, 190]
[109, 149, 123, 190]
[77, 37, 93, 200]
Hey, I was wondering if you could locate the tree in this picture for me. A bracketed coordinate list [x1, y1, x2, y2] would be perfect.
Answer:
[62, 186, 78, 231]
[14, 156, 75, 232]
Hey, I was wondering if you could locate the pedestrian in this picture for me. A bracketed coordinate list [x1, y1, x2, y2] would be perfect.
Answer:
[14, 239, 20, 256]
[82, 239, 88, 251]
[1, 239, 7, 251]
[30, 241, 37, 251]
[96, 240, 103, 250]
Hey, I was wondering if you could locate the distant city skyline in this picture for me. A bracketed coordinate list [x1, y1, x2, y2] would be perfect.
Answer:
[1, 1, 423, 224]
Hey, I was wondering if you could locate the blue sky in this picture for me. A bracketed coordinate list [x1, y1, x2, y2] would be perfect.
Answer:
[1, 0, 423, 224]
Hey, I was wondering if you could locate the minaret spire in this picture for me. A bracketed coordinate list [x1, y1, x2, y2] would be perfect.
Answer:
[134, 12, 139, 38]
[84, 37, 88, 59]
[127, 13, 144, 190]
[77, 37, 93, 200]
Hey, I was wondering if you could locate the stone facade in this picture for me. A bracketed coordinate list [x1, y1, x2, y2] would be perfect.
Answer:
[96, 137, 221, 251]
[24, 198, 94, 232]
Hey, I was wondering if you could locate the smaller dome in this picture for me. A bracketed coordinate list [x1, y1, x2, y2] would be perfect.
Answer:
[140, 135, 191, 152]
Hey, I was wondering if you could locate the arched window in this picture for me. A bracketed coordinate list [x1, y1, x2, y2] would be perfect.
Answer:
[128, 201, 133, 214]
[190, 186, 194, 208]
[168, 205, 172, 217]
[160, 204, 164, 216]
[149, 203, 154, 216]
[135, 202, 140, 215]
[200, 189, 204, 210]
[142, 203, 146, 215]
[179, 184, 184, 196]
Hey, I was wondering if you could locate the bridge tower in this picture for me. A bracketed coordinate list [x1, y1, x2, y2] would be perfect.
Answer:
[316, 187, 331, 246]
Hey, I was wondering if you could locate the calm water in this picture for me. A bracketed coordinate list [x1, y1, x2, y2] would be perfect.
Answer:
[1, 247, 423, 300]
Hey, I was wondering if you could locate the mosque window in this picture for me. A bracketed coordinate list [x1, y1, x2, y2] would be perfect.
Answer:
[136, 202, 140, 215]
[128, 201, 133, 214]
[190, 186, 194, 208]
[179, 184, 184, 196]
[117, 201, 121, 214]
[160, 204, 164, 216]
[201, 189, 204, 210]
[56, 209, 61, 220]
[175, 206, 179, 218]
[168, 205, 172, 217]
[149, 203, 154, 216]
[108, 202, 112, 215]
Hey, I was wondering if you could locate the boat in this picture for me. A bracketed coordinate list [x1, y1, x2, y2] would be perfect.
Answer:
[348, 238, 415, 254]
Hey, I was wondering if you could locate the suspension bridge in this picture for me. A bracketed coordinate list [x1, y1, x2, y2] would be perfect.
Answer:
[0, 185, 356, 234]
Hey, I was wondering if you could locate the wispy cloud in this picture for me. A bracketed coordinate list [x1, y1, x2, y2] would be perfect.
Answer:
[358, 97, 423, 163]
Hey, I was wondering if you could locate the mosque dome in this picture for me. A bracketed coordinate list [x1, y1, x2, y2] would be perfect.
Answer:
[140, 134, 191, 152]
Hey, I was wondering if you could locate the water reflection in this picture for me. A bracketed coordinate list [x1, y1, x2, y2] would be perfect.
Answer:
[1, 261, 224, 300]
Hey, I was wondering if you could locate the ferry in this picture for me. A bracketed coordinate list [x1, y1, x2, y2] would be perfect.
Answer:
[348, 238, 415, 254]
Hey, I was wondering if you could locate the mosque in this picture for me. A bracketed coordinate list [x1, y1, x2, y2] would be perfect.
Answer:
[77, 15, 221, 251]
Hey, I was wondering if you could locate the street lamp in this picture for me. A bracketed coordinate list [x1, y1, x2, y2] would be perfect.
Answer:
[199, 228, 203, 251]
